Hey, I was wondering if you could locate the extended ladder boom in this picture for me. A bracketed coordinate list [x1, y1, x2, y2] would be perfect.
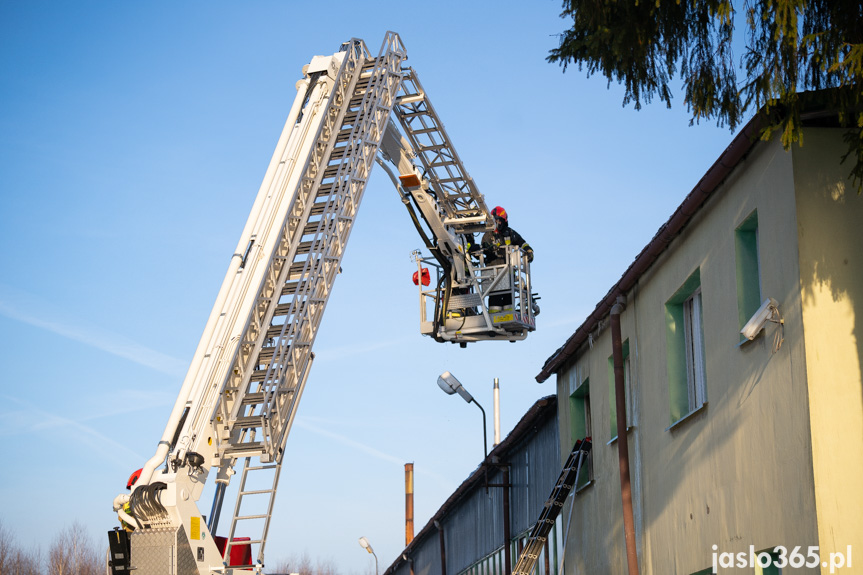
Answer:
[109, 32, 538, 575]
[111, 34, 408, 575]
[378, 71, 538, 344]
[393, 68, 493, 235]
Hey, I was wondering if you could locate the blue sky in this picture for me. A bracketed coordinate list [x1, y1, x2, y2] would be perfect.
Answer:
[0, 1, 748, 572]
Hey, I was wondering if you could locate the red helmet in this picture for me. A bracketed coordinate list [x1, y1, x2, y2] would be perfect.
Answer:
[491, 206, 508, 223]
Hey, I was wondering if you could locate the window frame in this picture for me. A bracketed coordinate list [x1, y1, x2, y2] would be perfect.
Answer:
[665, 268, 708, 429]
[568, 379, 593, 489]
[608, 339, 633, 443]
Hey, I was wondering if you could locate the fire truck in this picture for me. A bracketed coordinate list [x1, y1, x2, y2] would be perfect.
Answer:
[108, 32, 537, 575]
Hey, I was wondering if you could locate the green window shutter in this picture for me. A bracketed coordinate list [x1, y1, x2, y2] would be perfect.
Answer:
[569, 380, 591, 488]
[608, 339, 629, 439]
[735, 211, 761, 337]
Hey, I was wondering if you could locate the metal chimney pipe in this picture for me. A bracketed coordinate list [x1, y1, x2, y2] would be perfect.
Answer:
[493, 378, 501, 446]
[405, 463, 415, 545]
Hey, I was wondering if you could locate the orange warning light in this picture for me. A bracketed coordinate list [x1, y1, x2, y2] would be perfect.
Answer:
[399, 174, 422, 189]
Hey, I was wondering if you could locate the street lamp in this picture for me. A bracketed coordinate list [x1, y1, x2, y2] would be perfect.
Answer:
[358, 536, 378, 575]
[437, 371, 488, 460]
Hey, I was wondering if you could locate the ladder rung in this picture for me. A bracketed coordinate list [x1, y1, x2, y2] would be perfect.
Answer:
[302, 221, 323, 236]
[249, 370, 267, 383]
[310, 202, 332, 217]
[330, 146, 347, 160]
[399, 110, 431, 120]
[323, 164, 343, 178]
[240, 463, 279, 473]
[234, 416, 265, 428]
[274, 302, 301, 317]
[257, 347, 286, 363]
[265, 325, 287, 339]
[223, 443, 265, 457]
[417, 143, 447, 152]
[242, 392, 266, 405]
[316, 183, 335, 197]
[238, 489, 276, 496]
[225, 537, 262, 546]
[283, 280, 308, 294]
[428, 160, 457, 168]
[296, 240, 315, 254]
[405, 126, 439, 135]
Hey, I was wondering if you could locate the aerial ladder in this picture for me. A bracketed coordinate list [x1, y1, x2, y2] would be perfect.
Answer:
[108, 32, 537, 575]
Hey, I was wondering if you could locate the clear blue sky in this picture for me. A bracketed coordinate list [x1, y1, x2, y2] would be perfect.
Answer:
[0, 1, 747, 572]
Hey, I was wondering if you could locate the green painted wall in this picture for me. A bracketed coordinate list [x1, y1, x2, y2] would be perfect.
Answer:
[554, 132, 843, 573]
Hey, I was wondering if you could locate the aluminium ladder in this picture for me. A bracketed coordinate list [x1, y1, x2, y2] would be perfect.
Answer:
[213, 33, 408, 567]
[392, 68, 492, 236]
[511, 437, 592, 575]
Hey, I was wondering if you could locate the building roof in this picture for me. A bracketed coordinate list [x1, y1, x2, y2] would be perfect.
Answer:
[535, 112, 766, 383]
[381, 395, 557, 575]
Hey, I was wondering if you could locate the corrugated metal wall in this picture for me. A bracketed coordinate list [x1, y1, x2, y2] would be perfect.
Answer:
[442, 465, 506, 570]
[507, 415, 561, 536]
[394, 528, 442, 575]
[385, 399, 560, 575]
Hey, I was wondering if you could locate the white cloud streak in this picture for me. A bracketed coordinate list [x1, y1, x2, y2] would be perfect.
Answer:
[0, 395, 148, 464]
[294, 417, 454, 489]
[0, 294, 187, 377]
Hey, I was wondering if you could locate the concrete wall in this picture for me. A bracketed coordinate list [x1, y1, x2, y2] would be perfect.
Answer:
[793, 128, 863, 570]
[554, 132, 851, 573]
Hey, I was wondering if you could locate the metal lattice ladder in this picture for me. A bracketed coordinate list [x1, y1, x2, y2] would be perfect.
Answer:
[213, 33, 407, 566]
[393, 68, 492, 236]
[512, 437, 592, 575]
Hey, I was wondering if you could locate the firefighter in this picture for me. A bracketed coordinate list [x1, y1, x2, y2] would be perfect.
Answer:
[481, 206, 533, 266]
[481, 206, 534, 311]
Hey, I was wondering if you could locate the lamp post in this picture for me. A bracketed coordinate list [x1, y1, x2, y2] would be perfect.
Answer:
[437, 371, 488, 461]
[358, 536, 378, 575]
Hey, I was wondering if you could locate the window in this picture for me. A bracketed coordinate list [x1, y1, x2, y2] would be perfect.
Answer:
[754, 548, 782, 575]
[666, 269, 707, 426]
[683, 288, 706, 411]
[735, 211, 762, 339]
[608, 339, 633, 440]
[568, 380, 592, 488]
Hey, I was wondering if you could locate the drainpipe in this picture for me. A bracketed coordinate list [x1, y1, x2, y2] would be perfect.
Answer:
[611, 296, 639, 575]
[434, 520, 446, 575]
[503, 466, 511, 575]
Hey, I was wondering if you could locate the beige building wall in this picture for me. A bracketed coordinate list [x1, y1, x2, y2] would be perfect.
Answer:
[555, 129, 862, 573]
[793, 128, 863, 567]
